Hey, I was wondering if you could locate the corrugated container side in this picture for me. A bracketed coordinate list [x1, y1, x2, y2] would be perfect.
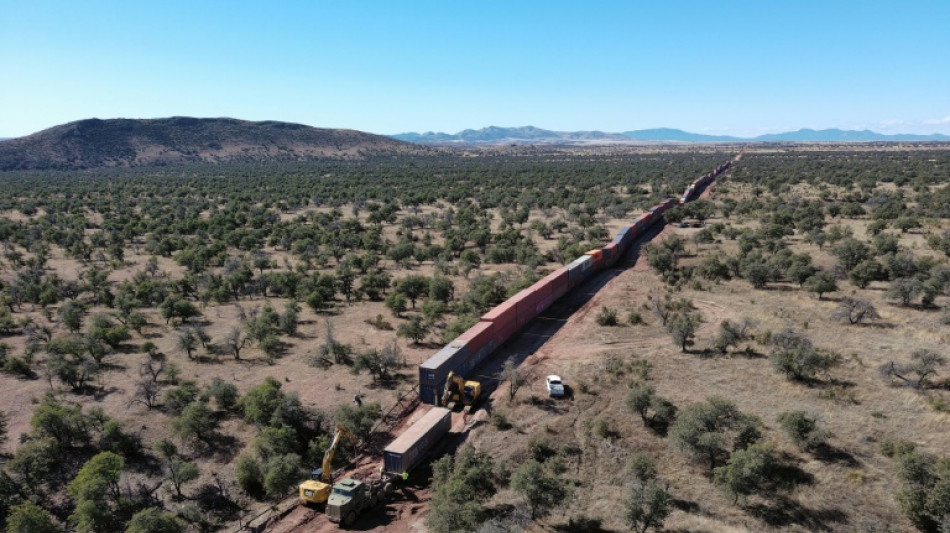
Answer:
[459, 336, 495, 376]
[489, 317, 519, 347]
[419, 384, 438, 405]
[603, 242, 620, 267]
[528, 275, 556, 313]
[455, 321, 494, 358]
[514, 287, 542, 327]
[419, 341, 469, 383]
[585, 249, 604, 270]
[418, 341, 470, 404]
[481, 298, 518, 327]
[567, 255, 594, 288]
[383, 407, 451, 475]
[539, 268, 569, 303]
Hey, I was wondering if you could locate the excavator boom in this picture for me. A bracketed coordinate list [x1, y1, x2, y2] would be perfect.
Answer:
[299, 423, 359, 506]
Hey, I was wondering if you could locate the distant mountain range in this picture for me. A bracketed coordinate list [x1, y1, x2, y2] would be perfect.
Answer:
[0, 117, 418, 171]
[392, 126, 950, 144]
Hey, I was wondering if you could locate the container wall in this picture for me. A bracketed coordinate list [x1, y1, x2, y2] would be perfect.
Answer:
[482, 298, 518, 327]
[485, 314, 519, 347]
[567, 255, 594, 289]
[461, 335, 496, 375]
[533, 268, 567, 312]
[383, 407, 451, 475]
[584, 249, 604, 270]
[456, 321, 494, 357]
[419, 384, 438, 405]
[514, 287, 543, 327]
[418, 341, 470, 404]
[603, 242, 620, 267]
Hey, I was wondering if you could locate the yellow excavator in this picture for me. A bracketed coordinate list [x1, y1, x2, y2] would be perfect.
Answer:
[441, 371, 482, 411]
[298, 424, 358, 506]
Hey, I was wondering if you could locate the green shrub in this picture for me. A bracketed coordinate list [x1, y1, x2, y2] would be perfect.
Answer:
[596, 307, 619, 326]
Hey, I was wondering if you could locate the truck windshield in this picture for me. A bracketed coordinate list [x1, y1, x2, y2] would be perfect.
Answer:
[332, 488, 353, 496]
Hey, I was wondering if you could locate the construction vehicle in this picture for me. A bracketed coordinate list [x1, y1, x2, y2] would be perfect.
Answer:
[326, 477, 389, 527]
[298, 424, 358, 506]
[440, 370, 481, 410]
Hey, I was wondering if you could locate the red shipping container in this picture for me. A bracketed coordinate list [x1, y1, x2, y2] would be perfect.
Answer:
[490, 317, 519, 346]
[481, 298, 518, 327]
[603, 242, 620, 267]
[456, 321, 494, 358]
[550, 268, 569, 300]
[585, 249, 604, 270]
[514, 287, 543, 327]
[537, 268, 569, 304]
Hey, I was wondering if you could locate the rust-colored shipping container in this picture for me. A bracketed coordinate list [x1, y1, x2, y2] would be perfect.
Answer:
[456, 321, 494, 357]
[481, 298, 518, 327]
[513, 287, 542, 327]
[537, 268, 569, 305]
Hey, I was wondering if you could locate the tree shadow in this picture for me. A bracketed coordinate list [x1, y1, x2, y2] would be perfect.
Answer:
[772, 453, 816, 489]
[552, 515, 609, 533]
[192, 482, 243, 522]
[671, 497, 702, 513]
[814, 444, 860, 467]
[746, 495, 846, 531]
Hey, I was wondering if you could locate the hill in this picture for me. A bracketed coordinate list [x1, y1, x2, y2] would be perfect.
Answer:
[393, 126, 950, 144]
[752, 128, 950, 142]
[0, 117, 417, 170]
[622, 127, 744, 142]
[392, 125, 630, 144]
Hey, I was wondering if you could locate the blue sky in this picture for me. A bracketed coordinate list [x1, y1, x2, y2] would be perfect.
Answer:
[1, 1, 949, 138]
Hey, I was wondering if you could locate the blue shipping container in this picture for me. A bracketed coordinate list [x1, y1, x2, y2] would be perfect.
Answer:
[419, 384, 438, 405]
[418, 340, 469, 404]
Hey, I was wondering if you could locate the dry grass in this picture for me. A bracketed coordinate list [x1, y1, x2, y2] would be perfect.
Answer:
[464, 209, 949, 532]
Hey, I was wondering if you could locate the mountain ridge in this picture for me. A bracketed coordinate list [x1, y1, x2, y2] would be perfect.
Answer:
[392, 126, 950, 144]
[0, 117, 418, 171]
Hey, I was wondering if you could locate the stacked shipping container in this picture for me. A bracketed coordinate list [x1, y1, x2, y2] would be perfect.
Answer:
[416, 158, 734, 405]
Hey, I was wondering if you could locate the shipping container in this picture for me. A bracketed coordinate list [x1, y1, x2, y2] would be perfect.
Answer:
[418, 340, 469, 404]
[543, 267, 570, 301]
[567, 255, 594, 288]
[585, 249, 604, 270]
[482, 298, 518, 328]
[513, 287, 542, 327]
[419, 384, 439, 405]
[527, 273, 559, 314]
[383, 407, 451, 476]
[487, 317, 519, 347]
[603, 242, 620, 267]
[456, 321, 494, 358]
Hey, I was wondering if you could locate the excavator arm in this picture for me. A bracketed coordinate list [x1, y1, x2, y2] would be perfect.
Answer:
[300, 423, 360, 505]
[321, 424, 359, 482]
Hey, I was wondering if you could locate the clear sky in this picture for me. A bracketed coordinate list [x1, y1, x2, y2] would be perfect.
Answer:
[1, 0, 949, 138]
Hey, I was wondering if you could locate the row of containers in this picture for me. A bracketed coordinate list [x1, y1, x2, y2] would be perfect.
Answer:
[680, 161, 731, 204]
[418, 159, 734, 405]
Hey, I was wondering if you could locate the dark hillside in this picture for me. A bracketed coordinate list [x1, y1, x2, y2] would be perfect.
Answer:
[0, 117, 420, 170]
